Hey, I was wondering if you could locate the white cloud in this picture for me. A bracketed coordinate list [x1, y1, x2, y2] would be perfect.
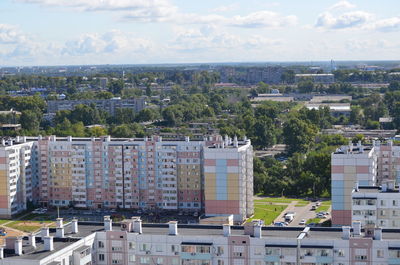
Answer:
[210, 3, 239, 13]
[229, 11, 297, 28]
[328, 1, 356, 11]
[0, 24, 28, 44]
[373, 17, 400, 32]
[62, 30, 153, 56]
[17, 0, 297, 29]
[315, 11, 373, 29]
[169, 26, 282, 52]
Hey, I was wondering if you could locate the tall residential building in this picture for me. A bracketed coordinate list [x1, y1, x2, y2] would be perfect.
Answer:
[47, 97, 147, 116]
[2, 217, 400, 265]
[0, 137, 34, 218]
[331, 142, 377, 226]
[204, 136, 253, 222]
[332, 140, 400, 227]
[0, 135, 253, 222]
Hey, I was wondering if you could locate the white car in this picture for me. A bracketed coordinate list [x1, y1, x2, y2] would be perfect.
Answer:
[299, 219, 306, 225]
[317, 213, 326, 219]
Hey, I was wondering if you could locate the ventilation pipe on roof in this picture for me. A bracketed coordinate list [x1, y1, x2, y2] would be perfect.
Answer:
[223, 224, 231, 237]
[104, 216, 112, 231]
[168, 221, 178, 236]
[44, 236, 54, 251]
[72, 218, 79, 234]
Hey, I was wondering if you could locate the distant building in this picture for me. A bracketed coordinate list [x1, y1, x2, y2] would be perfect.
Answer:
[295, 74, 335, 84]
[306, 103, 351, 117]
[47, 97, 147, 116]
[99, 77, 108, 90]
[251, 94, 294, 103]
[246, 67, 284, 84]
[310, 95, 352, 103]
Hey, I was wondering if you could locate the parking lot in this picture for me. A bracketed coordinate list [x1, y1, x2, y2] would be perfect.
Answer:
[274, 201, 331, 227]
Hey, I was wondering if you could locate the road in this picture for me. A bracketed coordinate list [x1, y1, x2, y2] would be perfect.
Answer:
[273, 202, 329, 227]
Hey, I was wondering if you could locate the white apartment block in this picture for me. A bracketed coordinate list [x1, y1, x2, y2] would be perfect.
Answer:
[2, 217, 400, 265]
[352, 181, 400, 229]
[0, 137, 35, 218]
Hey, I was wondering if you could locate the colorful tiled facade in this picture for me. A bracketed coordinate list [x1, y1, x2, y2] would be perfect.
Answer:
[0, 135, 253, 221]
[332, 140, 400, 227]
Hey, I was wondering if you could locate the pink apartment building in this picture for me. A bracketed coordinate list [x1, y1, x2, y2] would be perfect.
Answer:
[0, 135, 253, 222]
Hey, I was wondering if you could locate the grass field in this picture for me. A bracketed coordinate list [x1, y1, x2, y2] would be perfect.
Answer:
[254, 197, 309, 204]
[0, 220, 9, 225]
[316, 201, 331, 212]
[306, 218, 321, 224]
[248, 204, 287, 225]
[6, 220, 54, 233]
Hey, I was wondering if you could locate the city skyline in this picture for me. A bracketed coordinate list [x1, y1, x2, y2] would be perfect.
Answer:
[1, 0, 400, 66]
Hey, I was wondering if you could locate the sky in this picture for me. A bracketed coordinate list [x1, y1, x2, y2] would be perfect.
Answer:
[1, 0, 400, 66]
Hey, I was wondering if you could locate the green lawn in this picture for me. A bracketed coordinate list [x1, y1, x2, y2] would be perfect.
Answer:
[248, 204, 287, 225]
[0, 220, 9, 225]
[306, 218, 321, 224]
[295, 201, 310, 207]
[316, 201, 331, 212]
[254, 197, 308, 204]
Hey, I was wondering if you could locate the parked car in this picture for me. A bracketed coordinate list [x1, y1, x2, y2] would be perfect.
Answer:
[311, 205, 317, 211]
[306, 223, 316, 227]
[316, 213, 326, 218]
[274, 222, 286, 227]
[299, 219, 306, 225]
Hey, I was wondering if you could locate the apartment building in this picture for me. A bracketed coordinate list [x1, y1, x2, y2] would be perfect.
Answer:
[2, 217, 400, 265]
[47, 97, 147, 116]
[203, 136, 254, 222]
[0, 137, 35, 218]
[331, 142, 377, 226]
[332, 140, 400, 227]
[295, 73, 335, 84]
[352, 181, 400, 229]
[0, 135, 253, 222]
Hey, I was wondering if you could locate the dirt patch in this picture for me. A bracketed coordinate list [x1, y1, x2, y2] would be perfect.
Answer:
[0, 227, 25, 246]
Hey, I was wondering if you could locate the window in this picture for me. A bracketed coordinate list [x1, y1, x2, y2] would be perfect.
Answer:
[377, 249, 384, 258]
[99, 254, 105, 261]
[140, 257, 150, 264]
[217, 246, 224, 255]
[156, 244, 163, 252]
[266, 248, 280, 256]
[171, 245, 179, 253]
[172, 258, 179, 265]
[129, 255, 136, 262]
[129, 242, 135, 250]
[217, 260, 224, 265]
[157, 258, 163, 265]
[355, 255, 368, 260]
[140, 243, 150, 251]
[254, 247, 263, 255]
[98, 241, 105, 248]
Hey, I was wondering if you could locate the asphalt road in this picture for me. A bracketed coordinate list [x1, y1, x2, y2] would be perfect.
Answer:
[274, 202, 331, 227]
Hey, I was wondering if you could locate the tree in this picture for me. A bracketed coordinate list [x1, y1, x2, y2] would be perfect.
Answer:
[136, 108, 159, 122]
[20, 110, 40, 132]
[283, 118, 317, 155]
[252, 117, 276, 148]
[108, 79, 124, 95]
[297, 80, 314, 93]
[110, 124, 134, 138]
